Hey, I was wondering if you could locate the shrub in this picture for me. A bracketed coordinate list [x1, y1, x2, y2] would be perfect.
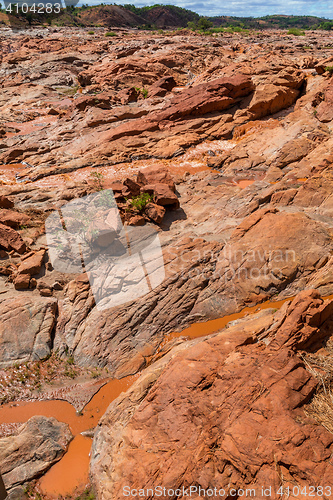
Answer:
[130, 193, 153, 211]
[105, 31, 116, 37]
[88, 30, 94, 34]
[287, 28, 305, 36]
[325, 66, 333, 74]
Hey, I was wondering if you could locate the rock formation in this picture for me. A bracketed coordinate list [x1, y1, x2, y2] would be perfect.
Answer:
[1, 25, 333, 499]
[90, 291, 333, 499]
[0, 416, 72, 492]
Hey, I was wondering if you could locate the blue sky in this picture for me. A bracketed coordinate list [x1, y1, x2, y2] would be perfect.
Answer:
[81, 0, 332, 18]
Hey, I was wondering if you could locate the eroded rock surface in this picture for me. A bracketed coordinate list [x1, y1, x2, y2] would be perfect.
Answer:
[90, 291, 333, 499]
[0, 294, 57, 367]
[1, 27, 333, 396]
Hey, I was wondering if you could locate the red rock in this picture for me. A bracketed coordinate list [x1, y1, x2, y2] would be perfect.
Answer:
[273, 68, 305, 89]
[0, 210, 30, 229]
[127, 215, 146, 226]
[144, 203, 166, 224]
[14, 273, 30, 290]
[73, 93, 113, 111]
[137, 166, 176, 192]
[123, 178, 141, 196]
[157, 74, 254, 120]
[315, 56, 333, 74]
[91, 290, 333, 500]
[17, 249, 45, 275]
[148, 76, 176, 98]
[118, 87, 138, 104]
[0, 266, 12, 276]
[244, 84, 300, 119]
[316, 77, 333, 123]
[39, 288, 53, 297]
[141, 183, 180, 209]
[0, 224, 26, 254]
[47, 107, 60, 115]
[0, 196, 14, 209]
[102, 75, 254, 145]
[109, 181, 125, 193]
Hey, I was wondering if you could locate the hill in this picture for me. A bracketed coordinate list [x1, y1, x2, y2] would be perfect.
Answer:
[208, 14, 329, 30]
[0, 4, 331, 30]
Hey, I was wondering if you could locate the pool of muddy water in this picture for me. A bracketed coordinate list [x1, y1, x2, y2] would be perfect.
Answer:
[0, 296, 294, 498]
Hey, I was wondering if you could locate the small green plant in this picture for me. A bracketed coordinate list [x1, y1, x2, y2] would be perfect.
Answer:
[105, 31, 116, 37]
[130, 193, 153, 211]
[287, 28, 305, 36]
[313, 109, 318, 116]
[90, 171, 104, 191]
[65, 367, 76, 379]
[75, 489, 96, 500]
[67, 355, 74, 365]
[134, 86, 148, 99]
[88, 30, 94, 34]
[325, 66, 333, 74]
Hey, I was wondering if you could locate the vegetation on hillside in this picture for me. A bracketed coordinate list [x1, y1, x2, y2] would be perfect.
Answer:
[0, 3, 331, 30]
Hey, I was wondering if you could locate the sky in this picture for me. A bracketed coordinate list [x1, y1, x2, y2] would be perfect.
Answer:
[82, 0, 332, 18]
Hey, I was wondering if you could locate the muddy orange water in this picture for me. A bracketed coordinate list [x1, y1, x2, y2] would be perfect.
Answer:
[160, 297, 291, 349]
[2, 294, 332, 497]
[0, 375, 139, 434]
[38, 435, 92, 498]
[235, 179, 255, 189]
[0, 375, 139, 498]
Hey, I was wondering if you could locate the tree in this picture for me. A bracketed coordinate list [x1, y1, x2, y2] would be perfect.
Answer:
[197, 17, 213, 30]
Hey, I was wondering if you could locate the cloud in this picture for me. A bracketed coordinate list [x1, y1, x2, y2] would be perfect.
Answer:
[84, 0, 332, 18]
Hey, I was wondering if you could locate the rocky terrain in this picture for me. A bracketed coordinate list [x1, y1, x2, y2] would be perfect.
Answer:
[1, 25, 333, 499]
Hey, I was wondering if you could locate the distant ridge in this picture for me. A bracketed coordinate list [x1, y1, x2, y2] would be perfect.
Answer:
[1, 3, 332, 29]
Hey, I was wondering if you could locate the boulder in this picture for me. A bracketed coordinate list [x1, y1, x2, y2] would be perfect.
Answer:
[137, 166, 176, 192]
[273, 67, 305, 89]
[144, 203, 166, 224]
[244, 84, 300, 119]
[17, 249, 45, 275]
[87, 220, 117, 248]
[109, 181, 125, 193]
[13, 273, 30, 290]
[123, 178, 141, 196]
[141, 183, 180, 209]
[127, 215, 146, 226]
[0, 224, 26, 254]
[0, 210, 30, 230]
[0, 416, 72, 491]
